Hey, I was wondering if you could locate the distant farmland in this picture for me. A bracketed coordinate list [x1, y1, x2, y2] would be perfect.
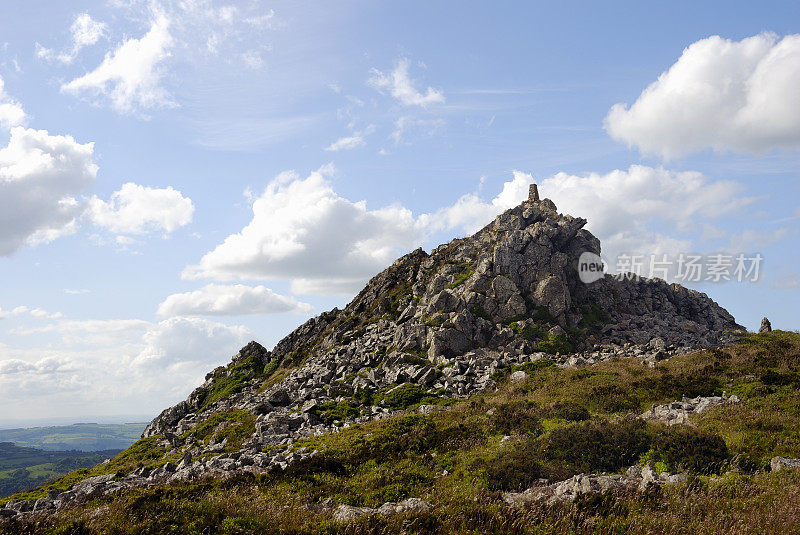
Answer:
[0, 422, 146, 452]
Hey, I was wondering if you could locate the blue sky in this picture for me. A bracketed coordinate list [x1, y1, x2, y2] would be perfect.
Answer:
[1, 0, 798, 425]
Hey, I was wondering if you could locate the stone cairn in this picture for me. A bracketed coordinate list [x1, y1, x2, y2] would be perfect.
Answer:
[528, 183, 540, 202]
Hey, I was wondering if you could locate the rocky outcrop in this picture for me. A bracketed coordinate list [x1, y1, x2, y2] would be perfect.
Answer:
[502, 464, 687, 507]
[641, 394, 740, 425]
[760, 317, 772, 333]
[770, 457, 800, 472]
[331, 498, 432, 522]
[145, 196, 740, 438]
[4, 195, 745, 518]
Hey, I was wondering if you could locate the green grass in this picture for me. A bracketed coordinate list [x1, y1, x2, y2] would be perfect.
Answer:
[4, 331, 800, 534]
[183, 410, 256, 452]
[447, 262, 476, 289]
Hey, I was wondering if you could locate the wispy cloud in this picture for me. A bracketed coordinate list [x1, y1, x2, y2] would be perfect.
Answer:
[368, 57, 444, 107]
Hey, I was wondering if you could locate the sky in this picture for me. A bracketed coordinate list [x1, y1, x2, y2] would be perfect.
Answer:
[0, 0, 798, 426]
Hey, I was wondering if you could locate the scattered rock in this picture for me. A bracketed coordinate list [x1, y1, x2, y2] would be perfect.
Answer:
[641, 394, 739, 425]
[771, 457, 800, 472]
[332, 504, 374, 522]
[503, 464, 688, 507]
[509, 370, 529, 382]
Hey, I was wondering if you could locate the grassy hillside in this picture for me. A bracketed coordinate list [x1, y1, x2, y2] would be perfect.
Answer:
[0, 443, 120, 499]
[3, 331, 800, 534]
[0, 423, 145, 452]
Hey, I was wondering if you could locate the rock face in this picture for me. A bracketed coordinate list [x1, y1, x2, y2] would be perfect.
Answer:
[760, 317, 772, 333]
[4, 195, 744, 518]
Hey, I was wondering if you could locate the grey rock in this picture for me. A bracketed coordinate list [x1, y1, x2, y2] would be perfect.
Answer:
[759, 317, 772, 333]
[267, 389, 291, 406]
[509, 370, 529, 382]
[771, 456, 800, 472]
[333, 504, 374, 522]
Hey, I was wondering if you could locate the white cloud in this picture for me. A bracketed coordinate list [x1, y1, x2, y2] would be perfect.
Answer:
[71, 13, 107, 47]
[369, 57, 445, 107]
[0, 76, 27, 130]
[12, 318, 152, 346]
[183, 165, 425, 294]
[539, 165, 754, 264]
[605, 33, 800, 158]
[87, 182, 194, 235]
[420, 170, 532, 234]
[63, 288, 90, 295]
[0, 316, 253, 418]
[772, 273, 800, 290]
[132, 316, 252, 370]
[241, 49, 264, 69]
[727, 227, 789, 251]
[0, 127, 97, 256]
[29, 308, 63, 319]
[182, 163, 757, 295]
[61, 14, 174, 114]
[36, 13, 107, 64]
[324, 135, 365, 152]
[157, 283, 312, 316]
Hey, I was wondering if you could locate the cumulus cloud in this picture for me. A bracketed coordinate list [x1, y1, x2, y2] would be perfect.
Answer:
[183, 165, 424, 294]
[36, 13, 107, 64]
[157, 284, 312, 316]
[0, 316, 253, 418]
[605, 33, 800, 158]
[539, 165, 755, 265]
[324, 135, 366, 152]
[182, 163, 757, 295]
[369, 58, 445, 107]
[132, 316, 252, 370]
[421, 171, 532, 234]
[0, 76, 27, 130]
[61, 14, 174, 114]
[0, 127, 98, 256]
[87, 182, 194, 235]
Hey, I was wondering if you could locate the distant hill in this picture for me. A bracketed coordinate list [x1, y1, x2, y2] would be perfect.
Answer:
[0, 442, 120, 498]
[0, 423, 145, 452]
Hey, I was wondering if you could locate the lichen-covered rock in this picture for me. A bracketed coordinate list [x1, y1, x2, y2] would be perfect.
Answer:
[771, 457, 800, 472]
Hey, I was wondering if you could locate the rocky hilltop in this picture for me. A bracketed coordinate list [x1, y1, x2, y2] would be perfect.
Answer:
[1, 191, 745, 519]
[141, 193, 739, 456]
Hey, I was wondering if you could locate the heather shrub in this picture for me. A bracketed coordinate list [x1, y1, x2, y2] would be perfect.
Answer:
[490, 400, 543, 436]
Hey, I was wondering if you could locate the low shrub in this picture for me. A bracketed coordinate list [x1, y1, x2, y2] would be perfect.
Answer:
[379, 383, 428, 409]
[547, 400, 590, 422]
[650, 426, 729, 475]
[484, 438, 543, 491]
[312, 400, 362, 425]
[540, 418, 650, 480]
[590, 384, 639, 413]
[490, 401, 543, 436]
[537, 333, 573, 355]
